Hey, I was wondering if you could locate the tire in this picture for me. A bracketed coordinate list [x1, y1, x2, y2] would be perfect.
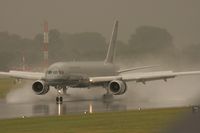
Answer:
[60, 97, 63, 102]
[56, 97, 59, 103]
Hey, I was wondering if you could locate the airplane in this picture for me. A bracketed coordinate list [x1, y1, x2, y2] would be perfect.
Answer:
[1, 20, 200, 104]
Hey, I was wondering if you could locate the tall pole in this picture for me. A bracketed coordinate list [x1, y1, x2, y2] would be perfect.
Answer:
[22, 55, 25, 71]
[43, 21, 49, 68]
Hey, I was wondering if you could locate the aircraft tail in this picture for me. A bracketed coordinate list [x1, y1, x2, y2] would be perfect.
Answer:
[104, 20, 118, 64]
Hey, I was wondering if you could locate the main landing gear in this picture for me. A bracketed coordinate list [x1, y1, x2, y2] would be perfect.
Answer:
[103, 88, 113, 102]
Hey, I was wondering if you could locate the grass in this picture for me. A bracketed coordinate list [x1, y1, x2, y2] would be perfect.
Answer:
[0, 107, 189, 133]
[0, 78, 15, 98]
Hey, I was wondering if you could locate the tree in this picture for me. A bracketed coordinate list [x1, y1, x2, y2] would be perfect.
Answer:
[128, 26, 175, 56]
[61, 32, 107, 61]
[48, 29, 64, 62]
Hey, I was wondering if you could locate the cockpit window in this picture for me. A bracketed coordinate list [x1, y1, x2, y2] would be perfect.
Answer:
[47, 70, 64, 75]
[53, 71, 58, 74]
[47, 71, 52, 74]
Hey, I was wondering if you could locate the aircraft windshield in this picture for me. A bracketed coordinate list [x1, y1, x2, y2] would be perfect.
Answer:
[47, 70, 64, 75]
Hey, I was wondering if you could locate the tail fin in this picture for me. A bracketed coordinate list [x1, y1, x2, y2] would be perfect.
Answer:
[104, 20, 118, 64]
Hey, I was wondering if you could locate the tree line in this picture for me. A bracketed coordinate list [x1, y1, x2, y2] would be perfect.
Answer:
[0, 26, 199, 70]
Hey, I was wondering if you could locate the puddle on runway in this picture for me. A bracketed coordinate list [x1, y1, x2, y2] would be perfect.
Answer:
[0, 98, 128, 119]
[1, 76, 200, 119]
[0, 96, 190, 119]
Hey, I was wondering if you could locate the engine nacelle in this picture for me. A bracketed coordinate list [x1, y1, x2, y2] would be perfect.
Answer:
[108, 80, 127, 95]
[32, 80, 49, 95]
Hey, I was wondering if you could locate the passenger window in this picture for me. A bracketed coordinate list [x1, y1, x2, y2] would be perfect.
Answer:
[59, 71, 64, 75]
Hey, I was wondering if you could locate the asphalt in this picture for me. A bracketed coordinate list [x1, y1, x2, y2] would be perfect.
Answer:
[0, 94, 190, 119]
[1, 76, 200, 119]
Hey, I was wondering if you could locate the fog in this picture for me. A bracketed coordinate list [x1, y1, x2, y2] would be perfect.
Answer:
[6, 82, 106, 104]
[1, 0, 200, 69]
[6, 74, 200, 108]
[0, 0, 200, 46]
[1, 1, 200, 132]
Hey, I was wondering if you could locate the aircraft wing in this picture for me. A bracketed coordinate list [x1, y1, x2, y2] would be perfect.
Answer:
[117, 65, 159, 73]
[0, 70, 45, 80]
[89, 71, 200, 83]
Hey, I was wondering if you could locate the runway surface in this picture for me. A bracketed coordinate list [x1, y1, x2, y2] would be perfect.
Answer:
[0, 95, 191, 119]
[1, 76, 200, 119]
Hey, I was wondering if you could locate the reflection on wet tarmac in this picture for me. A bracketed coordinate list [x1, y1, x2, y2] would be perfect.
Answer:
[32, 100, 127, 117]
[0, 77, 198, 132]
[0, 94, 193, 119]
[2, 76, 200, 119]
[33, 104, 49, 116]
[0, 98, 127, 119]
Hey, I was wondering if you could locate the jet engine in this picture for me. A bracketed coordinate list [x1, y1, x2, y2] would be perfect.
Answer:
[32, 80, 49, 95]
[108, 80, 127, 95]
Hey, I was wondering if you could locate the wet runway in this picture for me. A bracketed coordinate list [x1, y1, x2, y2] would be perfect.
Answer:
[1, 76, 200, 119]
[0, 95, 190, 119]
[0, 98, 127, 119]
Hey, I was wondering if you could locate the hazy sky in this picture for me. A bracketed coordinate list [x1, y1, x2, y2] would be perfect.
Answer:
[0, 0, 200, 46]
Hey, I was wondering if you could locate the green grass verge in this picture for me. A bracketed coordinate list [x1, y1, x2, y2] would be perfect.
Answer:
[0, 107, 189, 133]
[0, 78, 14, 98]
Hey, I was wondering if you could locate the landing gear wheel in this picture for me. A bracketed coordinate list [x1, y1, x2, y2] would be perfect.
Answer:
[60, 97, 63, 102]
[56, 97, 59, 102]
[56, 96, 63, 104]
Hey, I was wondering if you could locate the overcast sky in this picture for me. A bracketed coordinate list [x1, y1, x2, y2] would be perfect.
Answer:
[0, 0, 200, 46]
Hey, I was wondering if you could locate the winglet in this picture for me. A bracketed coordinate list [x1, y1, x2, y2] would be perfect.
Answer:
[104, 20, 118, 64]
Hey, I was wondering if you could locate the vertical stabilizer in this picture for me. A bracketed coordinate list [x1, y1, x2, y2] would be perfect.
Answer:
[104, 20, 118, 64]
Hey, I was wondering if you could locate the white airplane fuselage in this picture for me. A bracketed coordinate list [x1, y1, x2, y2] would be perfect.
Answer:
[45, 61, 119, 88]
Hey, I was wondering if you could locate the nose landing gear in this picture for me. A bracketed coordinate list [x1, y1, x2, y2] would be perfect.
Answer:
[56, 89, 63, 104]
[56, 96, 63, 104]
[55, 86, 69, 104]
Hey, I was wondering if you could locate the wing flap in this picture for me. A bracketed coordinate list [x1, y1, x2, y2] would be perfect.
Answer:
[122, 71, 175, 82]
[89, 70, 200, 84]
[89, 76, 122, 83]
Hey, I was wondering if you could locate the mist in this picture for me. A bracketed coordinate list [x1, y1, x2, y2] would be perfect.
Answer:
[6, 82, 56, 103]
[5, 81, 106, 104]
[1, 1, 200, 132]
[0, 0, 200, 45]
[0, 0, 200, 109]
